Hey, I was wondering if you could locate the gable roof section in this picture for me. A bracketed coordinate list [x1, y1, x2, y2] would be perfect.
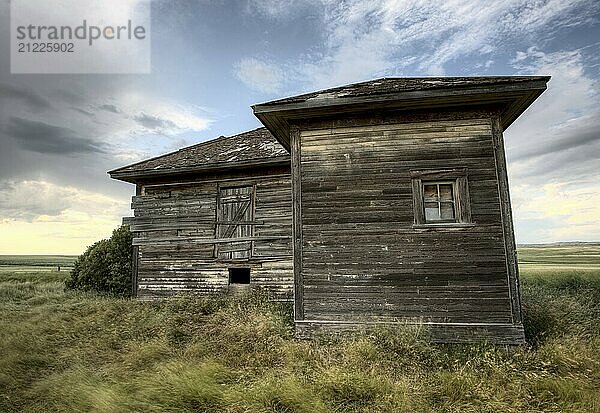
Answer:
[109, 127, 289, 182]
[253, 76, 551, 150]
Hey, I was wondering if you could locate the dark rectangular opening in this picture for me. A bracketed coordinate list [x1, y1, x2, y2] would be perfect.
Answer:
[229, 268, 250, 284]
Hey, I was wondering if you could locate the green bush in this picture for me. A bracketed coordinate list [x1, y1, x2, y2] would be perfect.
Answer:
[65, 225, 133, 296]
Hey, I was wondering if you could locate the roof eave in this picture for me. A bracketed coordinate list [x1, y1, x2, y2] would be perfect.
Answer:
[253, 78, 550, 151]
[109, 155, 290, 184]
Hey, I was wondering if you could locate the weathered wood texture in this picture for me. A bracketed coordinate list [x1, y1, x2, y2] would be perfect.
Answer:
[293, 109, 523, 342]
[128, 173, 293, 299]
[295, 321, 525, 345]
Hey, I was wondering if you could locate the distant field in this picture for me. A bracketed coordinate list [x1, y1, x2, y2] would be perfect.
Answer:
[519, 244, 600, 268]
[0, 255, 76, 267]
[0, 255, 76, 276]
[519, 245, 600, 289]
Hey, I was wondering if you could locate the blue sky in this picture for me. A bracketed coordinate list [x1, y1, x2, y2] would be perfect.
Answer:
[0, 0, 599, 253]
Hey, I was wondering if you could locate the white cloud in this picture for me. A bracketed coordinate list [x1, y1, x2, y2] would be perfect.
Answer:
[92, 93, 212, 139]
[234, 57, 283, 93]
[504, 47, 599, 242]
[512, 182, 600, 242]
[0, 180, 130, 254]
[243, 0, 597, 87]
[0, 180, 72, 221]
[55, 91, 214, 164]
[0, 180, 127, 222]
[506, 47, 598, 176]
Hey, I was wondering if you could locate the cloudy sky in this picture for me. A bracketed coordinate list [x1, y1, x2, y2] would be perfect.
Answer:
[0, 0, 599, 254]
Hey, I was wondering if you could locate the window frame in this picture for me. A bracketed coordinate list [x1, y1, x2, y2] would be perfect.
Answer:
[410, 168, 473, 228]
[422, 181, 457, 223]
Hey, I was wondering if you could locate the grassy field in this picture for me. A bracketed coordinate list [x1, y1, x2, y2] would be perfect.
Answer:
[1, 247, 599, 413]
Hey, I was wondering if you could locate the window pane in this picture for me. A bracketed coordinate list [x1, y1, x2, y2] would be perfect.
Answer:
[440, 202, 455, 220]
[423, 185, 438, 201]
[424, 202, 440, 221]
[439, 184, 453, 201]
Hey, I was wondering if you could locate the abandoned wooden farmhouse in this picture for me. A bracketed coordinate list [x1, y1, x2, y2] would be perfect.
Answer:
[110, 76, 550, 343]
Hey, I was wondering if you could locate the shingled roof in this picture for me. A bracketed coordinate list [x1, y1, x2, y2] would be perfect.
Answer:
[254, 76, 550, 106]
[109, 127, 289, 182]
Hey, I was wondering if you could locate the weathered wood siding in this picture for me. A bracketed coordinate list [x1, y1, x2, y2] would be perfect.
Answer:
[128, 173, 293, 299]
[293, 110, 523, 341]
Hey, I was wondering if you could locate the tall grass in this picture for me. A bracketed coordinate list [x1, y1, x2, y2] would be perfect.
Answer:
[1, 251, 599, 412]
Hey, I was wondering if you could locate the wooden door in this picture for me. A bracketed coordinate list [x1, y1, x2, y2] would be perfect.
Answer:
[216, 186, 254, 260]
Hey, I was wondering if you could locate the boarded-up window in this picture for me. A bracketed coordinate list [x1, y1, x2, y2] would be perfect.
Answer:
[216, 186, 254, 260]
[411, 169, 472, 226]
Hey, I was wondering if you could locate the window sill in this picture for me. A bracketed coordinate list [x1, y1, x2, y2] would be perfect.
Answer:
[412, 222, 476, 229]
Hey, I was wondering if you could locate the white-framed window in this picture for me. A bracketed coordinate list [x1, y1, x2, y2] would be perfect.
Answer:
[411, 168, 473, 226]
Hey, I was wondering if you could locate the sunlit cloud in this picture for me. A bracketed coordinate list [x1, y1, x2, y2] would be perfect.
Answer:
[0, 180, 130, 254]
[512, 182, 600, 242]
